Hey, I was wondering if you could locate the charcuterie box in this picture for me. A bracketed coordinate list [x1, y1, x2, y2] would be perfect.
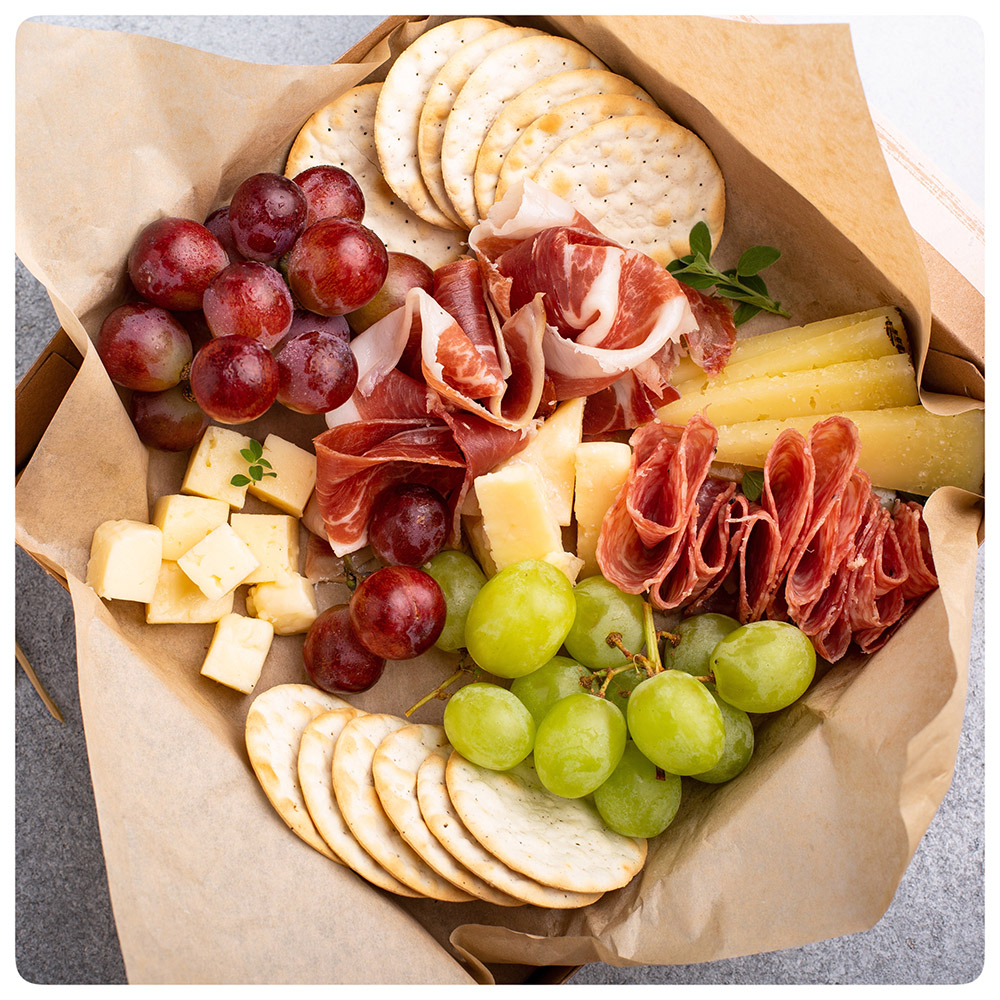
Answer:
[14, 14, 984, 985]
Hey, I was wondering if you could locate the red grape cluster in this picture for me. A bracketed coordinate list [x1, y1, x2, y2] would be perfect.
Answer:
[303, 484, 452, 694]
[97, 165, 386, 450]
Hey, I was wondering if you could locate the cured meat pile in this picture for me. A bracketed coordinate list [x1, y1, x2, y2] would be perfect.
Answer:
[313, 180, 735, 557]
[597, 412, 939, 662]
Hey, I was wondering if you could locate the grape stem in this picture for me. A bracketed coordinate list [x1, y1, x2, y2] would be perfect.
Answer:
[404, 658, 474, 717]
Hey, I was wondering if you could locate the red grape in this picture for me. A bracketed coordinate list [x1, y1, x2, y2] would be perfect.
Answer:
[303, 604, 386, 693]
[292, 165, 365, 226]
[96, 301, 193, 391]
[284, 217, 388, 316]
[368, 484, 449, 566]
[349, 565, 446, 660]
[129, 383, 209, 451]
[286, 308, 350, 343]
[202, 260, 294, 348]
[189, 334, 278, 424]
[273, 328, 358, 414]
[228, 172, 308, 263]
[203, 206, 246, 263]
[127, 217, 228, 311]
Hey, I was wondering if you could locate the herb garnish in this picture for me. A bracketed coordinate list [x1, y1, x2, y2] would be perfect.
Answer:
[230, 439, 277, 487]
[741, 469, 765, 503]
[666, 222, 788, 326]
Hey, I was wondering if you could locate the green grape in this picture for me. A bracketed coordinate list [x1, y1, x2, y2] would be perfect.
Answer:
[665, 612, 740, 675]
[710, 620, 817, 713]
[509, 655, 594, 726]
[533, 692, 627, 798]
[690, 686, 754, 784]
[603, 664, 647, 718]
[464, 559, 576, 679]
[592, 741, 682, 838]
[442, 682, 535, 771]
[562, 575, 646, 671]
[423, 549, 487, 651]
[626, 670, 725, 775]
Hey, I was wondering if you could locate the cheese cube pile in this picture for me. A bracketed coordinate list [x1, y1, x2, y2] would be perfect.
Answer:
[86, 427, 319, 694]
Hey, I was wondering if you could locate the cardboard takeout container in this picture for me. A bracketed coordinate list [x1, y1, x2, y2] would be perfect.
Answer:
[15, 14, 984, 984]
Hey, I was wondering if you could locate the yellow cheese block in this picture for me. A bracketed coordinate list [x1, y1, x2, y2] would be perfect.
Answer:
[86, 519, 163, 603]
[248, 433, 317, 518]
[230, 513, 301, 584]
[714, 406, 985, 496]
[671, 306, 901, 386]
[672, 309, 907, 395]
[176, 522, 260, 601]
[573, 441, 632, 579]
[465, 397, 585, 524]
[245, 572, 319, 636]
[657, 353, 919, 427]
[152, 494, 230, 561]
[200, 613, 274, 694]
[181, 425, 253, 510]
[146, 560, 235, 625]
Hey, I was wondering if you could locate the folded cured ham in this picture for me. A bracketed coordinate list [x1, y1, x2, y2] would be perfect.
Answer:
[598, 412, 939, 663]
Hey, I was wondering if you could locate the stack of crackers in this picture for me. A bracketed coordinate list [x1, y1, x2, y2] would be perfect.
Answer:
[284, 17, 725, 268]
[246, 684, 648, 905]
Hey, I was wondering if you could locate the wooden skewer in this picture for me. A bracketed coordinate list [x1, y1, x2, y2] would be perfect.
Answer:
[15, 641, 65, 723]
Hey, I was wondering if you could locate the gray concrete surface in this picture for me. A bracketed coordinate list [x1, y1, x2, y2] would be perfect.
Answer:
[14, 14, 986, 987]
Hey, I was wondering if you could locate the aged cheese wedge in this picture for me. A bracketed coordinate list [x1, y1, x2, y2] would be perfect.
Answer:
[672, 308, 908, 393]
[657, 353, 920, 427]
[468, 397, 584, 525]
[714, 406, 985, 496]
[573, 441, 633, 578]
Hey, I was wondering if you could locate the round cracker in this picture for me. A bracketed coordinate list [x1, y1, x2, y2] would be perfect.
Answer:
[446, 752, 647, 894]
[298, 707, 423, 898]
[531, 113, 726, 265]
[373, 726, 524, 907]
[244, 683, 351, 863]
[495, 92, 671, 206]
[375, 17, 505, 230]
[333, 713, 476, 903]
[417, 24, 545, 227]
[475, 68, 659, 219]
[441, 34, 606, 229]
[285, 82, 464, 270]
[416, 750, 603, 909]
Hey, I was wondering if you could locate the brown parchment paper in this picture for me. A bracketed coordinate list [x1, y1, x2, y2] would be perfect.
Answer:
[15, 16, 984, 984]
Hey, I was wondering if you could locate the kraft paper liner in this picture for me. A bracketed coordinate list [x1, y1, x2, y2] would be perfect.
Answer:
[14, 16, 983, 983]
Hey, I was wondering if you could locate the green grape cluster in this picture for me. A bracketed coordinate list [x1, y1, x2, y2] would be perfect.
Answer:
[432, 557, 818, 842]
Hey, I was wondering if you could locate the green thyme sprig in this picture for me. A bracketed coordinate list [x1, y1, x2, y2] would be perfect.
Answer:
[666, 222, 788, 326]
[741, 468, 765, 503]
[230, 439, 277, 487]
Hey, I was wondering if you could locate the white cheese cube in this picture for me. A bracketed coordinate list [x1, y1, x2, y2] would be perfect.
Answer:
[474, 462, 564, 571]
[176, 523, 259, 601]
[574, 441, 633, 578]
[86, 519, 163, 603]
[152, 494, 230, 561]
[247, 434, 316, 517]
[199, 613, 274, 694]
[245, 572, 318, 635]
[229, 513, 300, 584]
[146, 561, 235, 624]
[181, 425, 254, 509]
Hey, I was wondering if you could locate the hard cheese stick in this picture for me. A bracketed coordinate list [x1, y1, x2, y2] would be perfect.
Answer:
[657, 352, 919, 426]
[713, 406, 984, 496]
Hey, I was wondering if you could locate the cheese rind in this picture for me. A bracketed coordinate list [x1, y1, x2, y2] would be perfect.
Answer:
[573, 441, 632, 578]
[247, 434, 316, 517]
[152, 494, 230, 561]
[177, 522, 260, 601]
[245, 572, 318, 635]
[181, 426, 254, 509]
[86, 519, 163, 603]
[146, 560, 235, 624]
[200, 613, 274, 694]
[229, 513, 300, 584]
